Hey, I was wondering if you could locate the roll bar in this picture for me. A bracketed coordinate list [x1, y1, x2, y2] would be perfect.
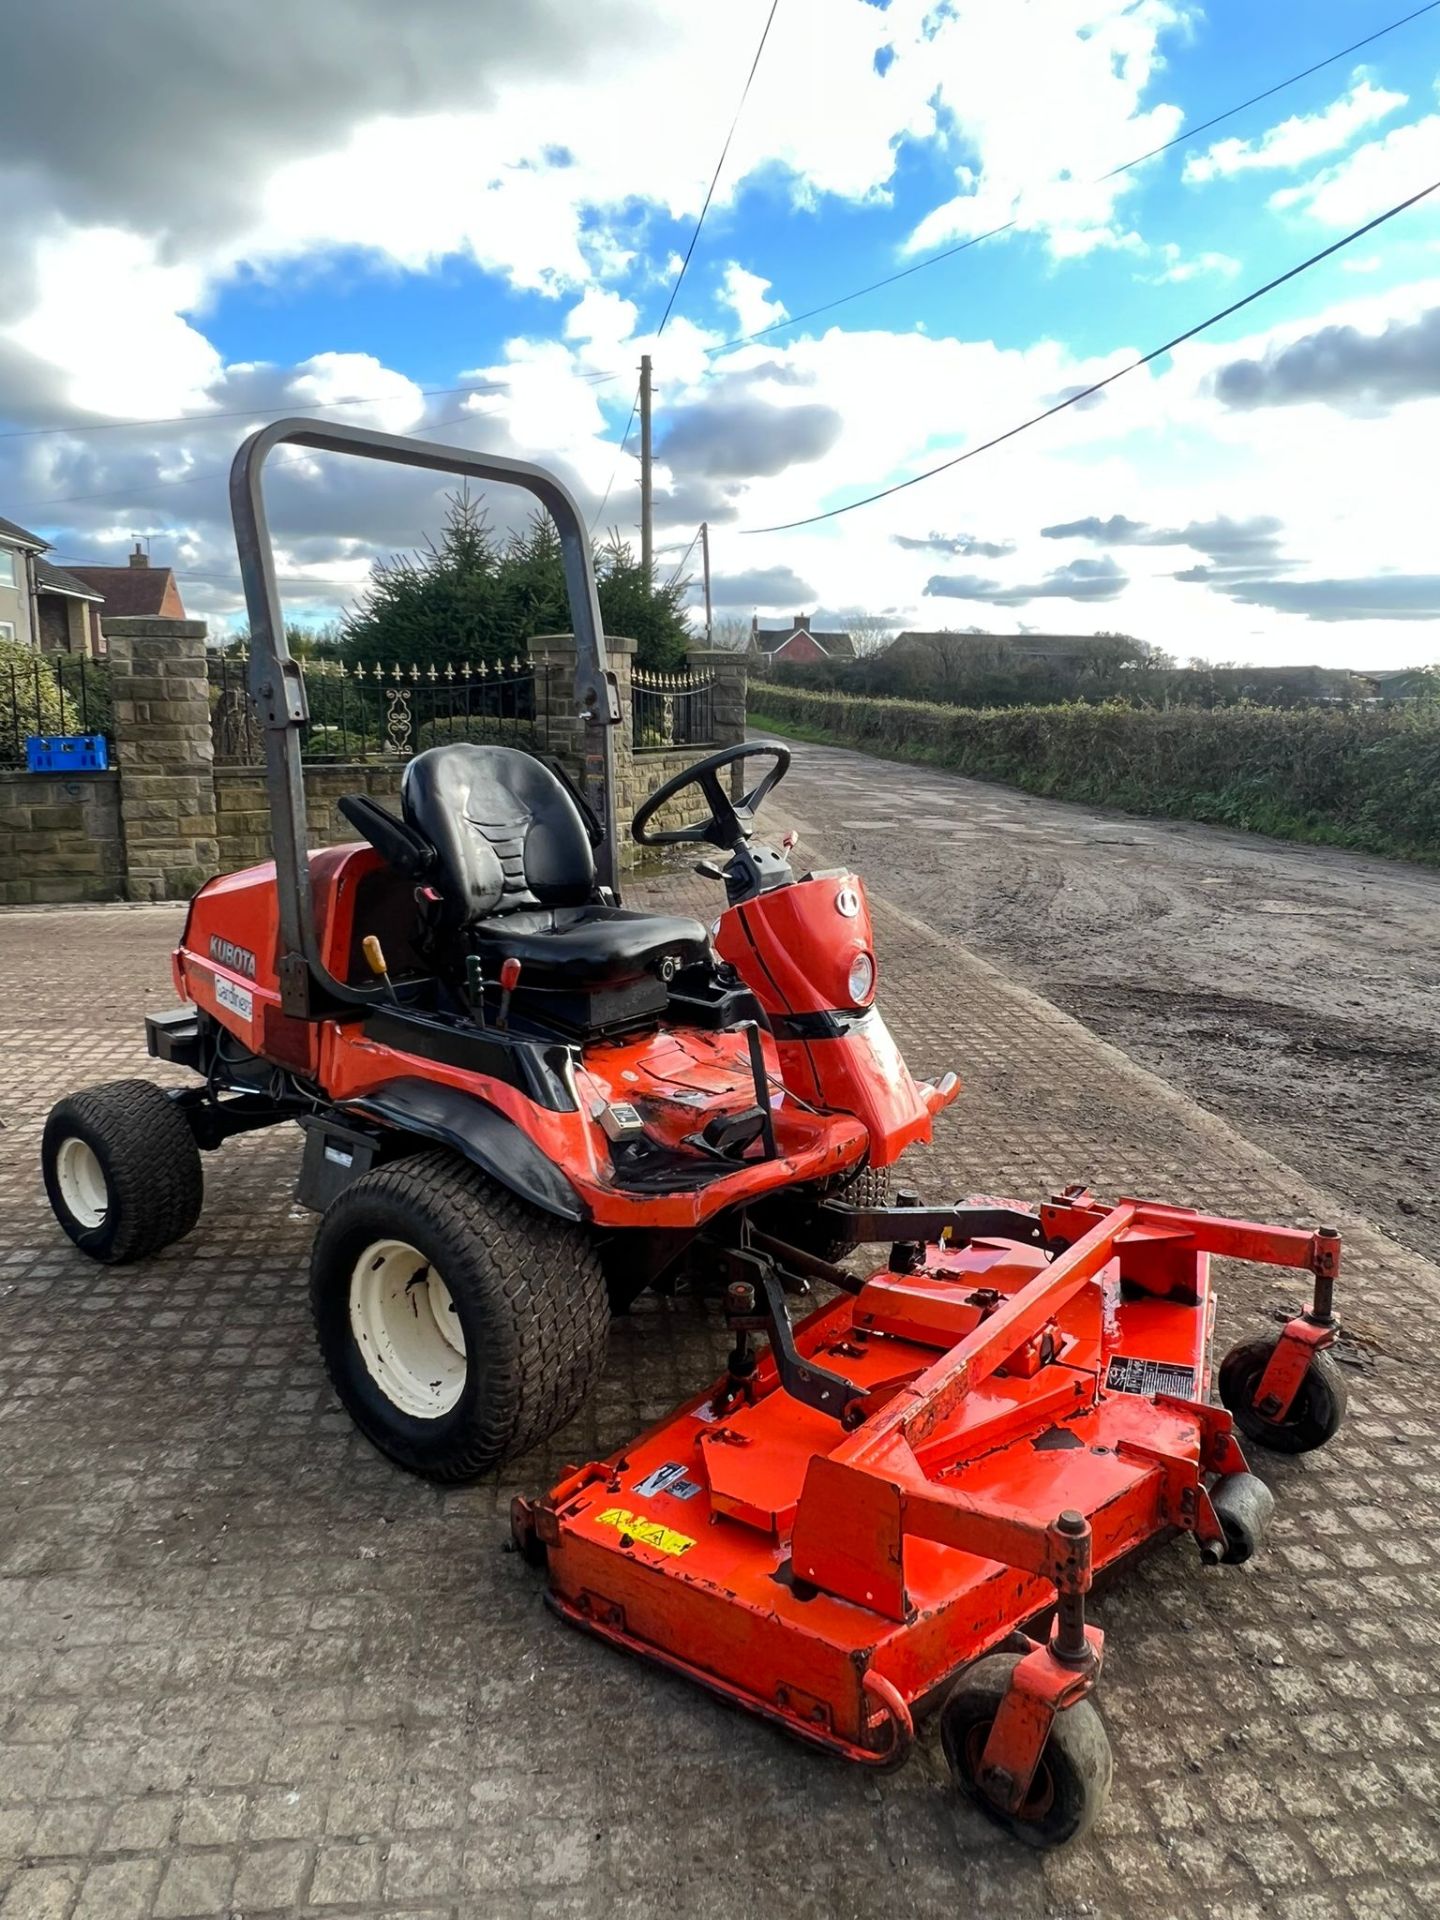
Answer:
[228, 419, 622, 1019]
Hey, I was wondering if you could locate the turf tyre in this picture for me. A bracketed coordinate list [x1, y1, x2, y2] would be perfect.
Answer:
[310, 1150, 609, 1482]
[41, 1079, 203, 1264]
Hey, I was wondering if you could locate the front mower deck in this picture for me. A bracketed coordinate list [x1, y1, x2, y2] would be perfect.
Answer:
[518, 1192, 1342, 1842]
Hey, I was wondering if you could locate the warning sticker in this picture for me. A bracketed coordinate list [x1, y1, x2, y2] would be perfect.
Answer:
[596, 1507, 696, 1558]
[1105, 1354, 1198, 1400]
[633, 1461, 701, 1502]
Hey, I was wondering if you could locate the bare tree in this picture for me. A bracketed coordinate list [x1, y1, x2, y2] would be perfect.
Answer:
[843, 611, 899, 658]
[709, 614, 753, 652]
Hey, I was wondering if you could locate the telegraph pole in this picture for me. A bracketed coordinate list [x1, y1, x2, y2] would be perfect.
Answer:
[700, 520, 712, 644]
[639, 353, 653, 581]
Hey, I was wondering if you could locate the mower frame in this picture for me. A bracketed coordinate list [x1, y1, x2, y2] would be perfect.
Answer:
[228, 418, 624, 1020]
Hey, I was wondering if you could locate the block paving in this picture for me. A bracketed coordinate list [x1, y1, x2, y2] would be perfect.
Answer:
[0, 847, 1436, 1917]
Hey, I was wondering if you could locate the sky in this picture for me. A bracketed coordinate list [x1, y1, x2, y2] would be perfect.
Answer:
[2, 0, 1440, 668]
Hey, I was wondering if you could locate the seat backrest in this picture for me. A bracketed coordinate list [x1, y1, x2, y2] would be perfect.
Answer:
[401, 743, 595, 928]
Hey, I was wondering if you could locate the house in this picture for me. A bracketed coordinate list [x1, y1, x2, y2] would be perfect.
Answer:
[67, 542, 186, 621]
[0, 514, 107, 655]
[749, 612, 855, 665]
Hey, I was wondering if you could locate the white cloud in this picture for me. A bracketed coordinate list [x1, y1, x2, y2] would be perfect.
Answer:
[1270, 113, 1440, 226]
[1183, 77, 1406, 184]
[1144, 244, 1241, 284]
[720, 265, 787, 339]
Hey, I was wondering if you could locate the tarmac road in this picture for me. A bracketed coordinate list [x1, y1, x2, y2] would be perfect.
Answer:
[767, 735, 1440, 1260]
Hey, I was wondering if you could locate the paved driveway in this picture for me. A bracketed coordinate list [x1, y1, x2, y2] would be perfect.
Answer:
[0, 878, 1436, 1920]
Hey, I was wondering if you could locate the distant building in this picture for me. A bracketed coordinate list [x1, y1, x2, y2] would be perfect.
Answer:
[67, 542, 186, 621]
[0, 513, 107, 655]
[750, 612, 855, 665]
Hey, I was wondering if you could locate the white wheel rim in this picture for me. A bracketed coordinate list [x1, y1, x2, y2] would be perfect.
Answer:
[56, 1137, 109, 1230]
[348, 1238, 467, 1419]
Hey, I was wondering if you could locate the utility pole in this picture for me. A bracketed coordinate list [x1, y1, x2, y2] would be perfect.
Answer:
[700, 520, 712, 644]
[639, 353, 653, 581]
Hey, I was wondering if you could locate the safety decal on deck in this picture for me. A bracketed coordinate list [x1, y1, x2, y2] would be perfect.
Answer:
[1105, 1354, 1198, 1399]
[632, 1461, 701, 1502]
[597, 1507, 696, 1558]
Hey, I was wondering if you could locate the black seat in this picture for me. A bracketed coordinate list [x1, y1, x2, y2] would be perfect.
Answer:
[394, 745, 707, 1011]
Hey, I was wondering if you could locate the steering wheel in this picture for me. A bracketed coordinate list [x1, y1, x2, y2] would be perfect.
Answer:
[632, 742, 791, 849]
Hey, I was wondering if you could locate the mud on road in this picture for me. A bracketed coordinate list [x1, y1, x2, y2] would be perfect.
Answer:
[770, 737, 1440, 1260]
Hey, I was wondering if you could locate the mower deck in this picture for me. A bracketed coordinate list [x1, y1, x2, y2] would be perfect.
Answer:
[519, 1192, 1342, 1840]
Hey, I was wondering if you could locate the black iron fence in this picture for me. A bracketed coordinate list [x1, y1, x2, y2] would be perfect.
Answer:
[631, 667, 714, 749]
[209, 651, 551, 765]
[1, 652, 113, 768]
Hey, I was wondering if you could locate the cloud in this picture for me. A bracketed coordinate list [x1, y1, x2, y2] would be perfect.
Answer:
[925, 555, 1128, 605]
[659, 398, 843, 479]
[1041, 512, 1287, 562]
[1144, 245, 1240, 285]
[1217, 574, 1440, 622]
[708, 564, 817, 609]
[893, 531, 1015, 558]
[1269, 113, 1440, 226]
[1182, 79, 1406, 184]
[902, 3, 1186, 260]
[1213, 306, 1440, 411]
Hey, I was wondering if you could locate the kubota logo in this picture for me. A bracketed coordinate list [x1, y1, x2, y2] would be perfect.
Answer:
[209, 936, 257, 979]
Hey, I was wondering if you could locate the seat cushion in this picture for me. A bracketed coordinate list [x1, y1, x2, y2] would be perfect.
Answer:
[470, 904, 709, 988]
[402, 743, 595, 929]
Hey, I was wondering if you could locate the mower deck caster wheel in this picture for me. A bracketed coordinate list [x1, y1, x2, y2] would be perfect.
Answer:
[1208, 1471, 1275, 1565]
[42, 1079, 203, 1264]
[1219, 1338, 1348, 1455]
[940, 1652, 1112, 1849]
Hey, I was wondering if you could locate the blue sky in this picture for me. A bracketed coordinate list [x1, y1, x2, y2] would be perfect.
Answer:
[3, 0, 1439, 663]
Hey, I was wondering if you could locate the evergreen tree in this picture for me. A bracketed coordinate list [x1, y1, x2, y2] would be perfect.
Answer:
[340, 490, 690, 670]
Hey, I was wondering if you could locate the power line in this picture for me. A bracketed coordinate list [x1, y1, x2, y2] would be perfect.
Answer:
[706, 0, 1440, 359]
[664, 524, 703, 588]
[656, 0, 781, 335]
[743, 175, 1440, 534]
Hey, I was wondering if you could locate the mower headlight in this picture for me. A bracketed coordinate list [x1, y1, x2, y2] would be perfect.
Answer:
[847, 951, 875, 1006]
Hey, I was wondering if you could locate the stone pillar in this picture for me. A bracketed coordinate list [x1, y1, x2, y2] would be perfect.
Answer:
[528, 630, 637, 843]
[685, 646, 749, 749]
[106, 616, 219, 901]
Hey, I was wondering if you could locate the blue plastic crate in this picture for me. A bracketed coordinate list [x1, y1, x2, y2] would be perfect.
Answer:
[24, 733, 110, 773]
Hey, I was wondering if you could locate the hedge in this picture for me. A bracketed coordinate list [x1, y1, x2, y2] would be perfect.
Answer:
[748, 685, 1440, 865]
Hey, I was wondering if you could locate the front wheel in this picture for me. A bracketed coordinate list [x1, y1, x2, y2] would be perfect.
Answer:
[940, 1653, 1112, 1849]
[1218, 1337, 1348, 1455]
[309, 1151, 609, 1482]
[42, 1079, 203, 1264]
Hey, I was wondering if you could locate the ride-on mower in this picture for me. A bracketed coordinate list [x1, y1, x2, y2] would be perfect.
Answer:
[42, 422, 1347, 1847]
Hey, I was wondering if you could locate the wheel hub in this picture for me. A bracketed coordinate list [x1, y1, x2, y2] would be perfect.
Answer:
[55, 1137, 109, 1230]
[349, 1238, 466, 1418]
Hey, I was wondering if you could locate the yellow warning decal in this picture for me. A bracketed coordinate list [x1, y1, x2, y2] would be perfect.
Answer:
[597, 1506, 696, 1558]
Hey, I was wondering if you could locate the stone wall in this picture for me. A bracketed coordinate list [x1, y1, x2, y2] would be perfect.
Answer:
[1, 620, 748, 900]
[0, 768, 122, 904]
[216, 764, 403, 870]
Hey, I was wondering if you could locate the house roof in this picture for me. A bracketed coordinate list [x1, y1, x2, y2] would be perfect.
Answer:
[65, 564, 184, 617]
[33, 557, 105, 602]
[0, 513, 48, 552]
[756, 627, 855, 657]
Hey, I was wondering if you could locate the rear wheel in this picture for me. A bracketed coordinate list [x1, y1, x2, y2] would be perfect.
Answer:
[309, 1151, 609, 1482]
[940, 1652, 1112, 1849]
[42, 1079, 203, 1264]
